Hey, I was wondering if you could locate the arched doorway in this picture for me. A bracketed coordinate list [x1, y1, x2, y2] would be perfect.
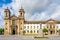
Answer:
[12, 29, 15, 35]
[11, 25, 18, 35]
[47, 23, 55, 35]
[50, 30, 55, 34]
[50, 31, 53, 34]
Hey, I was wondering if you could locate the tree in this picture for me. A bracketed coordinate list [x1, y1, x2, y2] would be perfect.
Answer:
[0, 28, 4, 35]
[23, 30, 26, 35]
[42, 28, 48, 37]
[30, 30, 32, 34]
[58, 29, 60, 35]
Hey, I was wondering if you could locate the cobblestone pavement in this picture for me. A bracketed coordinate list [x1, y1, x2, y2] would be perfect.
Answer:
[0, 35, 60, 40]
[49, 35, 60, 40]
[0, 35, 34, 40]
[35, 38, 49, 40]
[35, 35, 60, 40]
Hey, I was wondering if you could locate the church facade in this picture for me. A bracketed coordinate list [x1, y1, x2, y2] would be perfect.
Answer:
[4, 7, 60, 35]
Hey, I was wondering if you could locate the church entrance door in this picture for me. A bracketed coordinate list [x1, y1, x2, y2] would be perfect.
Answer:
[12, 29, 15, 35]
[11, 26, 17, 35]
[50, 31, 53, 34]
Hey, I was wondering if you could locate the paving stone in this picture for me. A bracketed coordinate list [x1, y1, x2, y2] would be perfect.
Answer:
[50, 35, 60, 40]
[0, 35, 60, 40]
[0, 35, 34, 40]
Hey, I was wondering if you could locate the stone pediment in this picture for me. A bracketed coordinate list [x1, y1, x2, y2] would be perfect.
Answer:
[46, 19, 56, 23]
[47, 19, 55, 21]
[10, 15, 18, 20]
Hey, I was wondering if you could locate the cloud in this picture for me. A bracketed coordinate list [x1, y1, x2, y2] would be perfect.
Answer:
[0, 0, 60, 27]
[50, 5, 60, 20]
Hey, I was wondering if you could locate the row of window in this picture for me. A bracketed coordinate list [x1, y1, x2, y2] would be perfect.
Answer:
[25, 30, 39, 33]
[47, 25, 58, 28]
[24, 26, 42, 29]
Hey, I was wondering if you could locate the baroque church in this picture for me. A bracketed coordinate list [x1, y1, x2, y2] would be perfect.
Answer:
[4, 7, 60, 35]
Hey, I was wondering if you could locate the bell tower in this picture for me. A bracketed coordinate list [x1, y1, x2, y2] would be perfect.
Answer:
[4, 7, 10, 19]
[19, 7, 25, 35]
[4, 7, 11, 35]
[19, 7, 25, 18]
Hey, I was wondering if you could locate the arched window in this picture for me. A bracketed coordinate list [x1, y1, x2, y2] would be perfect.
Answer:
[37, 30, 39, 33]
[37, 26, 39, 29]
[53, 26, 55, 28]
[6, 23, 7, 26]
[27, 30, 29, 33]
[34, 30, 35, 33]
[31, 26, 32, 29]
[6, 28, 7, 30]
[34, 26, 35, 29]
[12, 20, 15, 25]
[5, 13, 8, 17]
[50, 24, 52, 28]
[27, 26, 29, 29]
[47, 26, 48, 28]
[20, 13, 22, 16]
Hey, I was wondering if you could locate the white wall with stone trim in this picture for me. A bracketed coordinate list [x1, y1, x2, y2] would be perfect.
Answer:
[24, 24, 42, 34]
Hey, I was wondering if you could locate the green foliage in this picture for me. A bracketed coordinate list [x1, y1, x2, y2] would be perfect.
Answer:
[30, 30, 32, 33]
[0, 28, 4, 32]
[43, 28, 48, 33]
[42, 28, 48, 37]
[58, 29, 60, 35]
[23, 30, 26, 35]
[58, 29, 60, 32]
[0, 28, 4, 35]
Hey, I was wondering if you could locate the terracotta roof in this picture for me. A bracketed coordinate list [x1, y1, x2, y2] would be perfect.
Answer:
[55, 21, 60, 24]
[25, 19, 60, 24]
[25, 21, 46, 24]
[47, 18, 55, 21]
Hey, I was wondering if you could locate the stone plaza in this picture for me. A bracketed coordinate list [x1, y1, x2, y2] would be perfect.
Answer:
[0, 35, 60, 40]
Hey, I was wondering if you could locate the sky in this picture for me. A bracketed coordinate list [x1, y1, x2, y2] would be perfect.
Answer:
[0, 0, 60, 28]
